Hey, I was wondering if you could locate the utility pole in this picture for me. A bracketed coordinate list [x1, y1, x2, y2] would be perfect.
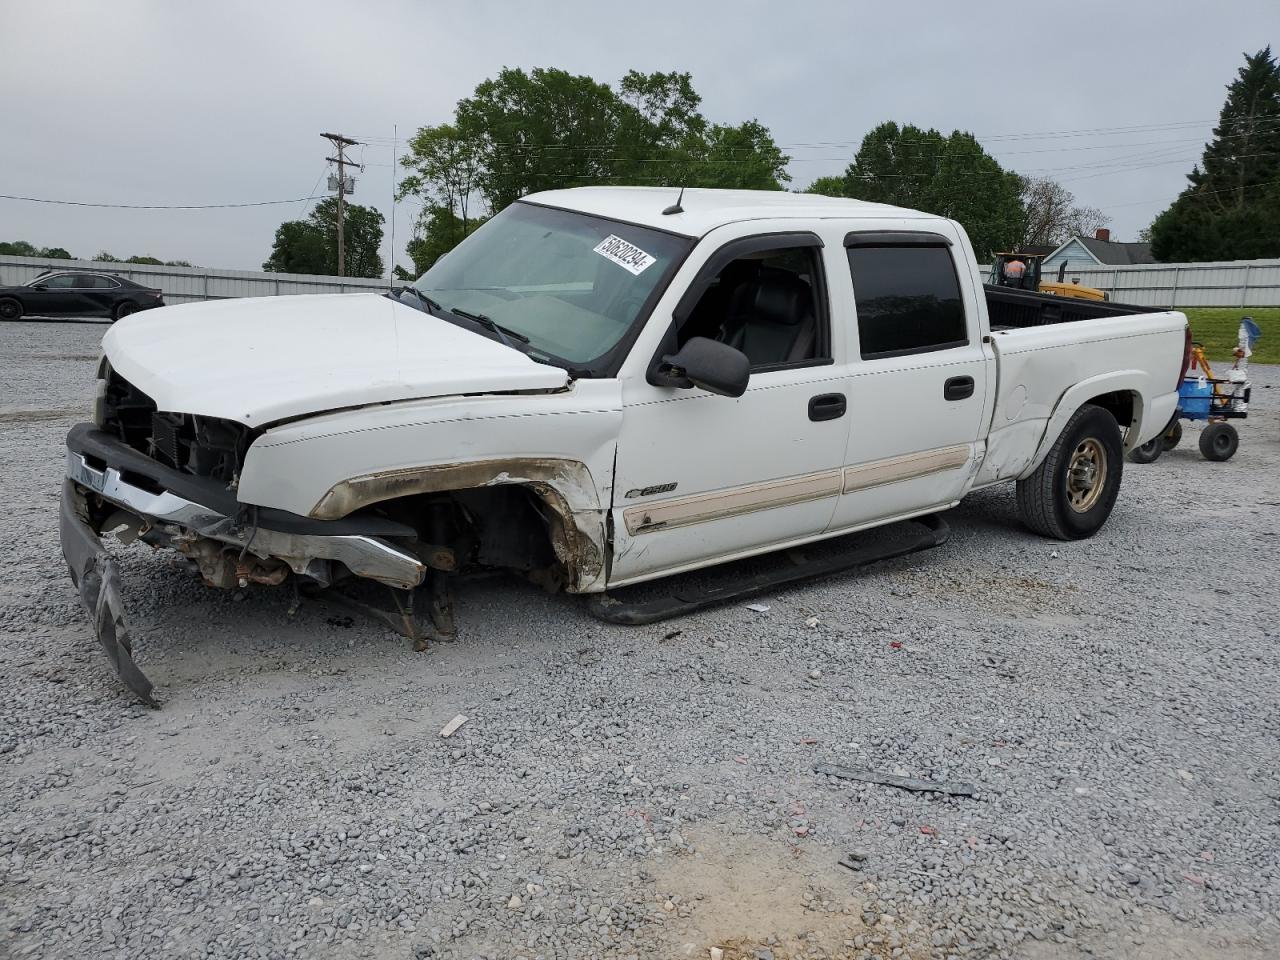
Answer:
[322, 132, 360, 276]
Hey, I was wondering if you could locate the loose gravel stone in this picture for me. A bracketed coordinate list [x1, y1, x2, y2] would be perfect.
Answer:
[1, 320, 1278, 959]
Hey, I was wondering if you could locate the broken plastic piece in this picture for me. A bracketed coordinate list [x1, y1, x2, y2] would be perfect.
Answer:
[439, 714, 468, 738]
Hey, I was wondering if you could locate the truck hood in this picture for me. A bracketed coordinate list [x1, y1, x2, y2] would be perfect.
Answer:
[102, 293, 570, 427]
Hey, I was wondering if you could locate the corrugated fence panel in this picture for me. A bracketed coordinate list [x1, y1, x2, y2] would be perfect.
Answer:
[0, 255, 390, 305]
[989, 259, 1280, 308]
[4, 254, 1278, 310]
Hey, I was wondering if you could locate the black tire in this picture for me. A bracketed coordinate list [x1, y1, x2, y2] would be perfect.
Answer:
[0, 297, 22, 321]
[1127, 436, 1163, 464]
[1017, 403, 1124, 541]
[113, 301, 138, 321]
[1162, 420, 1183, 451]
[1198, 422, 1239, 462]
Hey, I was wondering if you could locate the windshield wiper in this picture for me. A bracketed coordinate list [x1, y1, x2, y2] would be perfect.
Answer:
[398, 285, 442, 315]
[448, 307, 529, 349]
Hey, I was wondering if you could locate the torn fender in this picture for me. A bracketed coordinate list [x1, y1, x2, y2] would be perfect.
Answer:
[59, 481, 156, 706]
[309, 458, 608, 592]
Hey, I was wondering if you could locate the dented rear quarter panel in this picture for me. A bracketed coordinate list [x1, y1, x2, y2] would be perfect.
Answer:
[976, 311, 1187, 486]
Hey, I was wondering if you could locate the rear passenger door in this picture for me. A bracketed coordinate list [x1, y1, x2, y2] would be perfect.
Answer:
[74, 274, 121, 316]
[827, 228, 994, 532]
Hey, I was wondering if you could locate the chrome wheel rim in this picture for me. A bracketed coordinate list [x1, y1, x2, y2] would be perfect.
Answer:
[1066, 438, 1107, 513]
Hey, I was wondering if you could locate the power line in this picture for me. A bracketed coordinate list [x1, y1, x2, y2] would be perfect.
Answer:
[0, 193, 326, 209]
[350, 116, 1261, 151]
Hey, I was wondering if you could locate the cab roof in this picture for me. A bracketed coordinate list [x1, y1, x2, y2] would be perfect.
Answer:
[522, 186, 938, 238]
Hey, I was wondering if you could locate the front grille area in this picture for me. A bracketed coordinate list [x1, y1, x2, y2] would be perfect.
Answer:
[100, 371, 256, 484]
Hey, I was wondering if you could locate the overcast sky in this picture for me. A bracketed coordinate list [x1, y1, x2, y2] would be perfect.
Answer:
[2, 0, 1275, 273]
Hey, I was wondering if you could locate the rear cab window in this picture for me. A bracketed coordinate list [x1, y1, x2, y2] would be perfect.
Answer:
[845, 232, 968, 360]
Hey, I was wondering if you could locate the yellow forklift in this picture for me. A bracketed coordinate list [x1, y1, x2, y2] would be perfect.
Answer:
[989, 253, 1108, 301]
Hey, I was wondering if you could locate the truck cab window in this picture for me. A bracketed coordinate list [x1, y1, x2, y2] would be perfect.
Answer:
[847, 245, 967, 360]
[678, 246, 828, 370]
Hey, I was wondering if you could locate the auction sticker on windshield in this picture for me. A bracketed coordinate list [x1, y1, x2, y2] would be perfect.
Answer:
[593, 235, 656, 276]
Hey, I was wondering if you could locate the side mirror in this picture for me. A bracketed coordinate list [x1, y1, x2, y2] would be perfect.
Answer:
[653, 337, 750, 398]
[32, 283, 47, 290]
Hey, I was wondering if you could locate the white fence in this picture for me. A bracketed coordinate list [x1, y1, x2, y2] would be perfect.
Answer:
[1037, 259, 1280, 308]
[5, 253, 1278, 312]
[0, 255, 391, 305]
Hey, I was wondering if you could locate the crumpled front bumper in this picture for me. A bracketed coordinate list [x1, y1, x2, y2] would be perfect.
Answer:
[60, 479, 157, 706]
[59, 428, 429, 705]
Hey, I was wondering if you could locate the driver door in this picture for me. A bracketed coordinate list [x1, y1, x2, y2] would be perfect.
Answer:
[29, 273, 79, 314]
[608, 230, 853, 587]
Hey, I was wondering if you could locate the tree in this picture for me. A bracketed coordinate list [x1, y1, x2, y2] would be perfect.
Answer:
[0, 240, 39, 256]
[454, 67, 625, 211]
[805, 176, 848, 198]
[0, 241, 72, 258]
[126, 255, 164, 265]
[404, 205, 488, 276]
[263, 198, 384, 277]
[1149, 47, 1280, 261]
[397, 124, 484, 234]
[695, 120, 790, 190]
[1018, 176, 1109, 247]
[805, 122, 1026, 258]
[398, 68, 790, 263]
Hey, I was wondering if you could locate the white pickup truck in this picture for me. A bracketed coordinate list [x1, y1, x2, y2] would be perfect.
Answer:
[61, 187, 1189, 702]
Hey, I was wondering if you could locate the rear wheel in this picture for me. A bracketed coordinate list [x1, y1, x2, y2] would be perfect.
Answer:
[1017, 403, 1124, 541]
[0, 297, 22, 321]
[113, 301, 138, 321]
[1128, 436, 1163, 464]
[1162, 420, 1183, 451]
[1198, 422, 1238, 462]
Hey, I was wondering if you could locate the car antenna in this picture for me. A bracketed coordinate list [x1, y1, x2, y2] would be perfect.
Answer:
[662, 185, 685, 216]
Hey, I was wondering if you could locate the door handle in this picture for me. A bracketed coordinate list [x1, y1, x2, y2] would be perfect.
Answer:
[808, 393, 847, 421]
[944, 376, 975, 401]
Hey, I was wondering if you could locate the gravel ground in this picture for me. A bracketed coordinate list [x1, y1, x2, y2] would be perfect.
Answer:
[2, 318, 1278, 960]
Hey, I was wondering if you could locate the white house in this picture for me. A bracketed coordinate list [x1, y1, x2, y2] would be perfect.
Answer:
[1042, 229, 1156, 278]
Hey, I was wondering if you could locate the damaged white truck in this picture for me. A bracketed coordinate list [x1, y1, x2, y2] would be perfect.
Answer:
[61, 187, 1190, 703]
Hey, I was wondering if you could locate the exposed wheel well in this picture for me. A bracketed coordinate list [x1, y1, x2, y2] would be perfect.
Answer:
[376, 485, 574, 592]
[1084, 390, 1136, 434]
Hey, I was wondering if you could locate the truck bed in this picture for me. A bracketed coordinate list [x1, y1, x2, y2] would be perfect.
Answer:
[984, 284, 1161, 331]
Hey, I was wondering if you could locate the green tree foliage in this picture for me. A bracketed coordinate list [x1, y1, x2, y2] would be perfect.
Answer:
[398, 68, 790, 262]
[1149, 47, 1280, 261]
[0, 241, 72, 258]
[126, 255, 164, 265]
[806, 122, 1026, 258]
[0, 240, 40, 256]
[92, 251, 121, 262]
[404, 205, 488, 276]
[263, 198, 385, 277]
[804, 176, 848, 198]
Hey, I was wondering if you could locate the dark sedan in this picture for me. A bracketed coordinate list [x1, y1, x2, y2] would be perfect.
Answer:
[0, 271, 165, 322]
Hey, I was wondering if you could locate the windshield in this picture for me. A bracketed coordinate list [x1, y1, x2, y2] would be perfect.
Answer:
[412, 202, 692, 367]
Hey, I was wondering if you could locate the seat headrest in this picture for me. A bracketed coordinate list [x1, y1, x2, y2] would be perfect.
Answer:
[730, 267, 813, 328]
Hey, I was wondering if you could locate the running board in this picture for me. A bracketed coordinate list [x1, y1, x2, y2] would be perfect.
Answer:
[586, 514, 950, 626]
